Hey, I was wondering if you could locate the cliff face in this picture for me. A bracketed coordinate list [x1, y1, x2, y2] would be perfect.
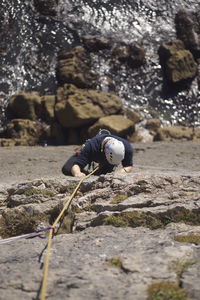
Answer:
[0, 142, 200, 299]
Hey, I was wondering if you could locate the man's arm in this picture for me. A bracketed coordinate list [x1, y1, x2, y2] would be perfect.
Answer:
[71, 164, 86, 177]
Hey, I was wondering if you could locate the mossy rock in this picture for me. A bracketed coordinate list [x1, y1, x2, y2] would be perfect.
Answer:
[107, 257, 123, 269]
[147, 281, 189, 300]
[103, 207, 200, 229]
[173, 234, 200, 245]
[167, 50, 197, 82]
[0, 213, 49, 238]
[103, 211, 162, 229]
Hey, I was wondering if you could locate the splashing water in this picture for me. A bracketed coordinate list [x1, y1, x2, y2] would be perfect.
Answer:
[0, 0, 200, 129]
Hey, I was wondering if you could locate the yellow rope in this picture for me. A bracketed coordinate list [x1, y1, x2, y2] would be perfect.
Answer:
[40, 167, 99, 300]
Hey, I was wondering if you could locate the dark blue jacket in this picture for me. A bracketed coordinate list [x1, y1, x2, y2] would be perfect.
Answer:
[74, 134, 133, 170]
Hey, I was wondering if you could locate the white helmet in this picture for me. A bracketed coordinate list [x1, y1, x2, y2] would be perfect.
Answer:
[104, 138, 125, 165]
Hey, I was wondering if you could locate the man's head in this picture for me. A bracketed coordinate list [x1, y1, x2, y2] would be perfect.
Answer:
[104, 138, 125, 165]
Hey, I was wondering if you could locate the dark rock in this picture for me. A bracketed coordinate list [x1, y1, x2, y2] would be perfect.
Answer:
[33, 0, 58, 16]
[175, 9, 200, 58]
[7, 92, 42, 121]
[82, 35, 111, 52]
[111, 42, 146, 68]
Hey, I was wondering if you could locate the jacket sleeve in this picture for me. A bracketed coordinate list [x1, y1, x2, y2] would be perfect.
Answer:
[73, 142, 92, 169]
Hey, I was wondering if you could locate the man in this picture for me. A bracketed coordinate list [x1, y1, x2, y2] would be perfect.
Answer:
[62, 130, 133, 177]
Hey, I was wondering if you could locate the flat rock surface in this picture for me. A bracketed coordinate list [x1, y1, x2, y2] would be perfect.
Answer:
[0, 142, 200, 184]
[0, 141, 200, 300]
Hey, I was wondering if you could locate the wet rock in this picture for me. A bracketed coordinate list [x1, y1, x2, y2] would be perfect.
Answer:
[111, 42, 146, 68]
[82, 35, 111, 52]
[56, 46, 98, 88]
[33, 0, 58, 16]
[88, 115, 134, 138]
[158, 40, 197, 84]
[175, 9, 200, 58]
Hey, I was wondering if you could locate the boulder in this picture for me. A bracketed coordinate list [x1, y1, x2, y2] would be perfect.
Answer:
[158, 40, 197, 84]
[7, 92, 42, 121]
[2, 119, 50, 146]
[88, 115, 134, 137]
[124, 108, 144, 124]
[55, 84, 123, 128]
[82, 35, 111, 52]
[145, 118, 161, 132]
[56, 46, 97, 88]
[175, 9, 200, 58]
[154, 126, 200, 141]
[111, 42, 146, 68]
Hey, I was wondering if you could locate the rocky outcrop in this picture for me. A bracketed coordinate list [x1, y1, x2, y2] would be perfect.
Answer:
[55, 84, 123, 128]
[56, 46, 98, 88]
[158, 40, 198, 85]
[111, 42, 146, 68]
[1, 119, 50, 146]
[0, 170, 200, 299]
[154, 126, 200, 142]
[82, 35, 111, 52]
[175, 9, 200, 58]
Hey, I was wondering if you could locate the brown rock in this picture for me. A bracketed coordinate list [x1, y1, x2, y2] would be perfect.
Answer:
[88, 115, 134, 137]
[2, 119, 50, 146]
[145, 119, 161, 131]
[125, 108, 144, 124]
[55, 84, 123, 128]
[158, 40, 197, 83]
[56, 46, 97, 88]
[154, 126, 194, 141]
[112, 42, 146, 68]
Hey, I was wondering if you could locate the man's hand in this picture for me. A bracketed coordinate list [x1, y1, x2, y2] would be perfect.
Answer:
[71, 165, 86, 177]
[115, 166, 133, 174]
